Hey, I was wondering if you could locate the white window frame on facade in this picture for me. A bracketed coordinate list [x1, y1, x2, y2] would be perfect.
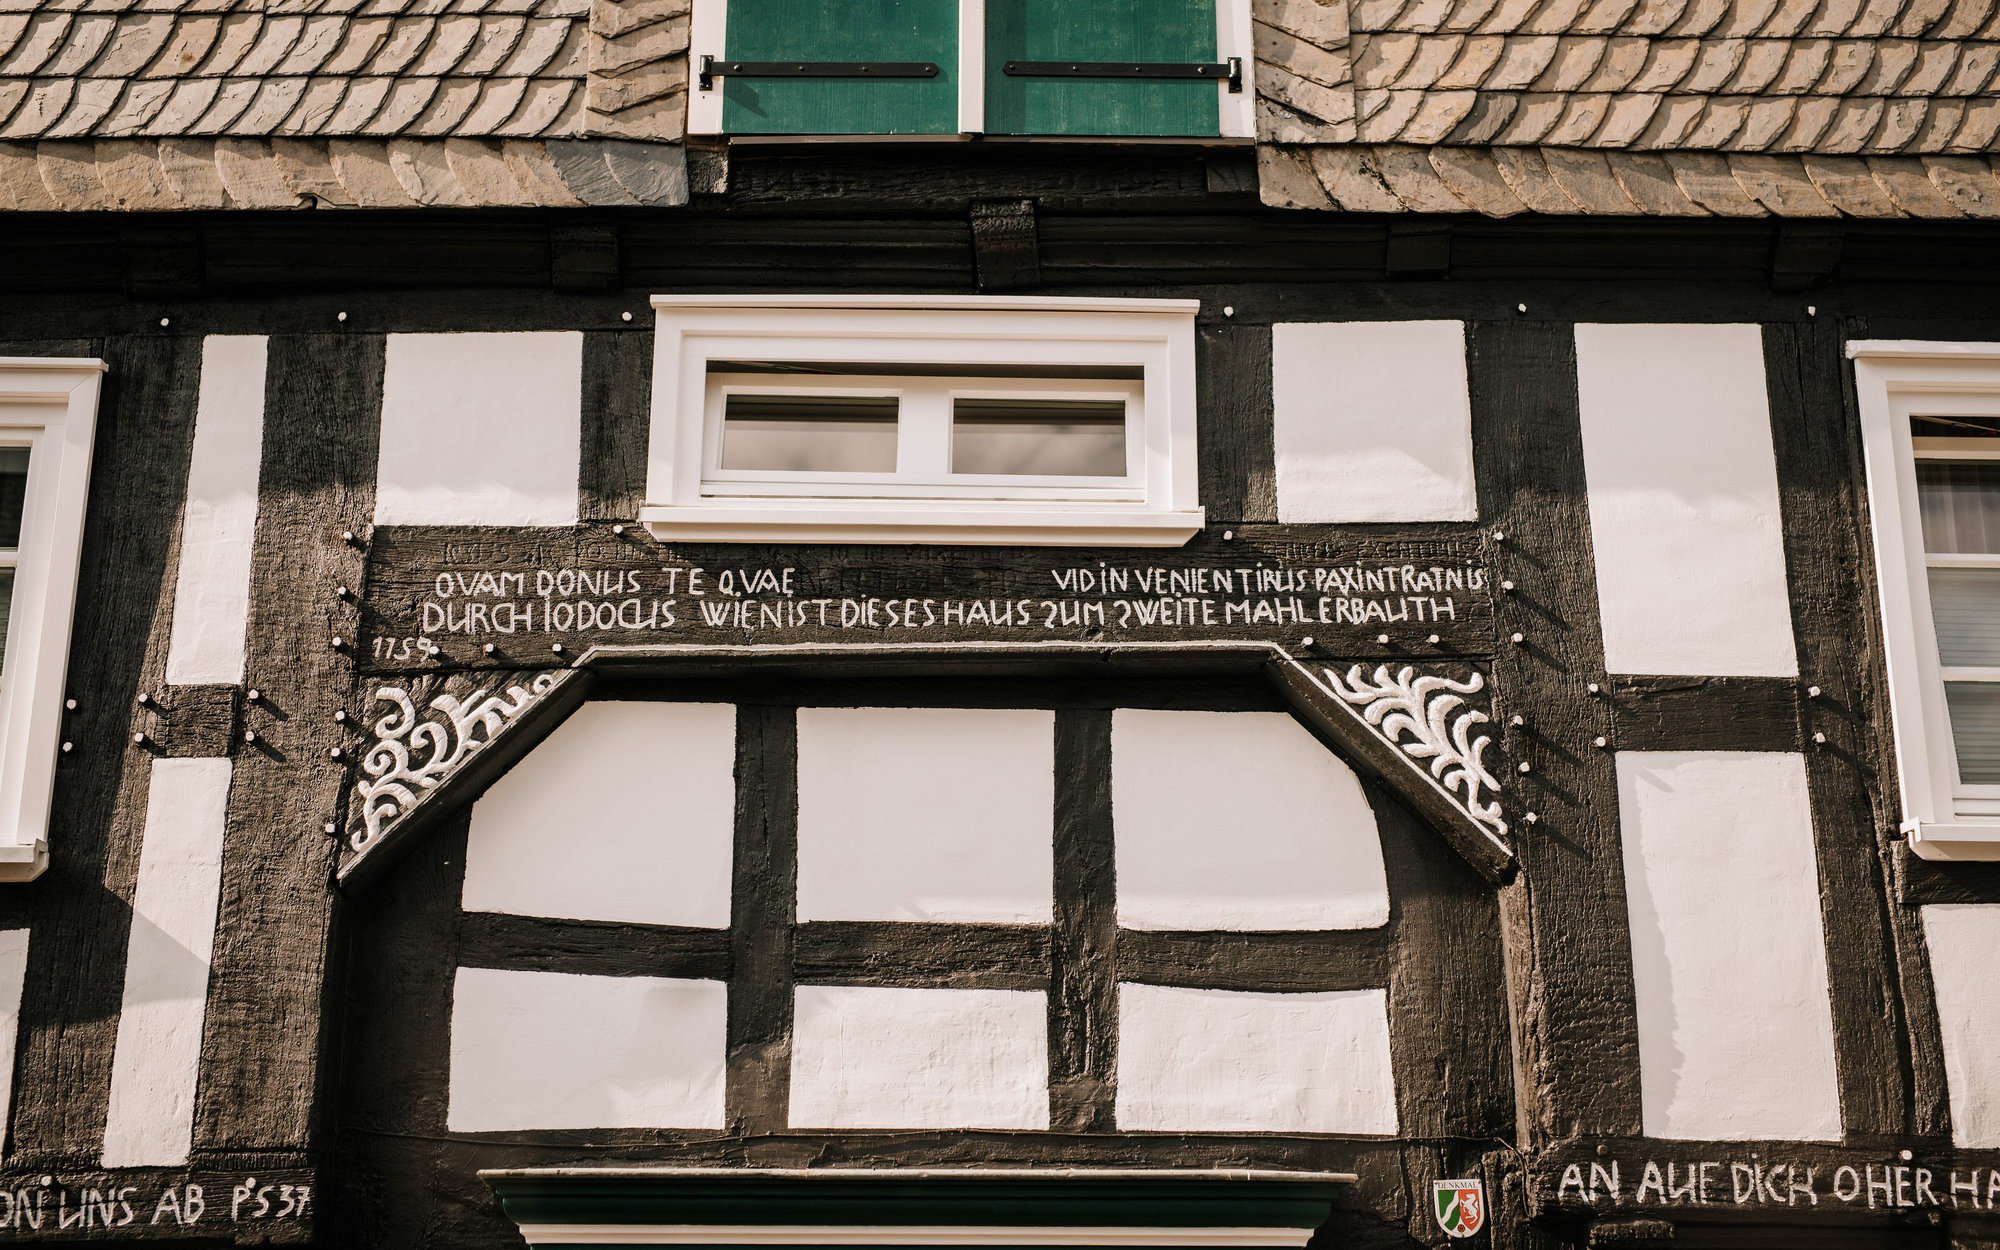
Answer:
[0, 359, 105, 881]
[645, 297, 1204, 546]
[1852, 340, 2000, 862]
[684, 0, 1256, 139]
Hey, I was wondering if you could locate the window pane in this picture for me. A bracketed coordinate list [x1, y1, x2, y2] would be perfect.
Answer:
[951, 399, 1125, 476]
[1946, 682, 2000, 784]
[1918, 461, 2000, 554]
[0, 567, 14, 671]
[1930, 567, 2000, 667]
[0, 448, 28, 549]
[721, 395, 898, 473]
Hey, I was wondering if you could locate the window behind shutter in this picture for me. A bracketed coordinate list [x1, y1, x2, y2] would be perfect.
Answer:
[720, 0, 958, 135]
[983, 0, 1221, 136]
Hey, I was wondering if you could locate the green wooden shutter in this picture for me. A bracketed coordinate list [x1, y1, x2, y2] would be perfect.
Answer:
[983, 0, 1220, 136]
[722, 0, 958, 135]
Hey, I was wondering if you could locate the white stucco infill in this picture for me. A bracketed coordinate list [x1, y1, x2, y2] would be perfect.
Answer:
[1114, 984, 1397, 1134]
[164, 336, 267, 686]
[0, 929, 28, 1154]
[1921, 904, 2000, 1147]
[1574, 323, 1798, 678]
[795, 706, 1054, 923]
[1271, 321, 1477, 524]
[101, 757, 232, 1167]
[788, 985, 1050, 1130]
[462, 701, 737, 928]
[1617, 750, 1840, 1141]
[1111, 709, 1388, 930]
[375, 331, 584, 527]
[447, 968, 727, 1132]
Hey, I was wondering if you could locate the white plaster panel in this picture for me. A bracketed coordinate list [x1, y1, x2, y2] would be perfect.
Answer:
[788, 985, 1050, 1130]
[101, 758, 231, 1167]
[1921, 904, 2000, 1147]
[462, 701, 736, 928]
[1111, 709, 1388, 930]
[447, 967, 726, 1131]
[1618, 750, 1841, 1141]
[1574, 323, 1798, 677]
[795, 707, 1054, 923]
[164, 336, 266, 686]
[1115, 984, 1397, 1133]
[1271, 321, 1477, 523]
[374, 331, 583, 526]
[0, 930, 29, 1154]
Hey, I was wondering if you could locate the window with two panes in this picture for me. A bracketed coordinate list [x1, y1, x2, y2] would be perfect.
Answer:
[1915, 417, 2000, 784]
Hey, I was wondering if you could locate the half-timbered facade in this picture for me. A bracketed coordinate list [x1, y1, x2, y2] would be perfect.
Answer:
[3, 0, 2000, 1244]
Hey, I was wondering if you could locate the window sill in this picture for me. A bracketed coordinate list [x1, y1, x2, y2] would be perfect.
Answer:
[639, 504, 1206, 546]
[0, 840, 44, 881]
[1907, 821, 2000, 862]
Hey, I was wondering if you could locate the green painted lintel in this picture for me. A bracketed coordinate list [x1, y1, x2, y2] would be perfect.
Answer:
[482, 1168, 1354, 1236]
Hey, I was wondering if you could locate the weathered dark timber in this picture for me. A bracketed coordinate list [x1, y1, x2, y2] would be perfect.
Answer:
[578, 330, 654, 523]
[1763, 321, 1919, 1142]
[1604, 676, 1801, 752]
[1115, 928, 1391, 991]
[358, 526, 1493, 671]
[191, 333, 381, 1159]
[1896, 853, 2000, 905]
[726, 703, 797, 1138]
[1534, 1136, 2000, 1220]
[1049, 708, 1116, 1133]
[1195, 322, 1277, 525]
[1370, 779, 1516, 1245]
[971, 200, 1041, 292]
[145, 684, 244, 758]
[1468, 319, 1645, 1142]
[457, 912, 732, 980]
[0, 1169, 315, 1240]
[793, 922, 1048, 989]
[9, 334, 199, 1167]
[326, 817, 471, 1247]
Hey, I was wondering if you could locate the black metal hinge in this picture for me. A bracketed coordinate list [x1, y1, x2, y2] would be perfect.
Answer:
[699, 54, 941, 90]
[1002, 56, 1242, 92]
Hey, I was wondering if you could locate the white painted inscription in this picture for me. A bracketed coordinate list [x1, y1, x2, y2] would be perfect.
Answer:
[1552, 1155, 2000, 1213]
[380, 559, 1488, 659]
[0, 1175, 309, 1234]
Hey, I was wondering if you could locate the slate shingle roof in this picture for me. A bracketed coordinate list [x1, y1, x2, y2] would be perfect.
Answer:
[3, 0, 1998, 213]
[1254, 0, 2000, 151]
[0, 0, 686, 142]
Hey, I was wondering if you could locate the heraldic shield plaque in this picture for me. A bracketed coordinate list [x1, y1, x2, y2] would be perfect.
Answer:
[1434, 1179, 1486, 1238]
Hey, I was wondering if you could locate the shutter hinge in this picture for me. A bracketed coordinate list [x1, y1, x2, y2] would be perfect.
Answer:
[698, 55, 942, 91]
[1001, 57, 1242, 92]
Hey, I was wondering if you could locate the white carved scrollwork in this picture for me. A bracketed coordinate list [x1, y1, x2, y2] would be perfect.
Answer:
[1316, 664, 1508, 840]
[349, 672, 559, 853]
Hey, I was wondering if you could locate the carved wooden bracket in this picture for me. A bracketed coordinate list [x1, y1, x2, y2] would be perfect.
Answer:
[334, 642, 1514, 894]
[337, 667, 594, 892]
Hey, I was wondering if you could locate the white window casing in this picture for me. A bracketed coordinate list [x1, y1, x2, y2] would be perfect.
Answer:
[1851, 341, 2000, 861]
[644, 297, 1204, 546]
[0, 358, 105, 881]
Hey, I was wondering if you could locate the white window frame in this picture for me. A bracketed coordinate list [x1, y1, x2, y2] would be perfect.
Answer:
[1851, 340, 2000, 862]
[645, 297, 1204, 546]
[685, 0, 1256, 140]
[0, 359, 105, 881]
